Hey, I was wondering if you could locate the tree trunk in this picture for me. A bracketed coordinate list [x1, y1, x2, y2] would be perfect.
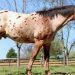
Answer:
[66, 50, 69, 65]
[41, 53, 44, 67]
[17, 49, 20, 67]
[17, 43, 21, 67]
[66, 55, 69, 65]
[63, 49, 69, 65]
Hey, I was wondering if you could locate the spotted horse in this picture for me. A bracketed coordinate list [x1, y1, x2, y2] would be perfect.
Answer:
[0, 5, 75, 75]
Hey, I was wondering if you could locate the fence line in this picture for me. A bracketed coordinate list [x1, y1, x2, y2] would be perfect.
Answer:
[0, 58, 75, 66]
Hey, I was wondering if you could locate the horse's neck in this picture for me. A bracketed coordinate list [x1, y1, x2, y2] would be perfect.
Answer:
[50, 14, 72, 32]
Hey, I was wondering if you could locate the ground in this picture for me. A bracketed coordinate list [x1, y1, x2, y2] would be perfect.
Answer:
[0, 65, 75, 75]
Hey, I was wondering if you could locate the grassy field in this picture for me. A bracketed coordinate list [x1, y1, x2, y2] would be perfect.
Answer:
[0, 65, 75, 75]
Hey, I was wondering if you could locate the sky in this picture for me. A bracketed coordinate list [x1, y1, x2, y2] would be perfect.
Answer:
[0, 0, 75, 59]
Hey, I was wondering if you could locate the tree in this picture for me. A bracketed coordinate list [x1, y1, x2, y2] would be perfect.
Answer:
[16, 43, 22, 67]
[20, 43, 34, 59]
[6, 48, 17, 58]
[69, 51, 75, 58]
[50, 39, 63, 57]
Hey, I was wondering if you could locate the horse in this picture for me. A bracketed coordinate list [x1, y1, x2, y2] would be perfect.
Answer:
[0, 5, 75, 75]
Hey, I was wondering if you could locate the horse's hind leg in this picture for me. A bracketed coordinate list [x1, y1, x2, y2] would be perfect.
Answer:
[26, 39, 43, 75]
[43, 44, 51, 75]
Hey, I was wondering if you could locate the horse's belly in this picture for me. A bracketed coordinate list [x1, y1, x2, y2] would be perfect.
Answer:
[17, 30, 34, 43]
[6, 24, 34, 43]
[7, 31, 34, 43]
[13, 36, 34, 43]
[8, 34, 34, 43]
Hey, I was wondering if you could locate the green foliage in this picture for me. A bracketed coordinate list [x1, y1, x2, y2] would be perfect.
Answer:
[69, 51, 75, 58]
[50, 39, 63, 57]
[6, 48, 17, 58]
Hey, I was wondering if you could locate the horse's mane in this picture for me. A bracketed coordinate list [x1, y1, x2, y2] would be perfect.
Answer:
[37, 5, 75, 17]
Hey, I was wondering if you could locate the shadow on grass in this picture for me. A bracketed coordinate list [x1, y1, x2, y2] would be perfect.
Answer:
[4, 71, 75, 75]
[5, 72, 74, 75]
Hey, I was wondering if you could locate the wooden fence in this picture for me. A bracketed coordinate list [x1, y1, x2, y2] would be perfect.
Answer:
[0, 58, 75, 66]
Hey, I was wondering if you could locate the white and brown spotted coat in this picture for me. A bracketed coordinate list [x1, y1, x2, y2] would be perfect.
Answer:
[0, 6, 75, 75]
[0, 10, 53, 44]
[0, 9, 74, 44]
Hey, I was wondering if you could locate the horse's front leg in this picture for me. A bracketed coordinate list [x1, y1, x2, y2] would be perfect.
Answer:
[26, 39, 43, 75]
[43, 44, 51, 75]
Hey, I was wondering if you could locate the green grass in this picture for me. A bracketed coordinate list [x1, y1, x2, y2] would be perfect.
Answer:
[0, 65, 75, 75]
[50, 65, 75, 73]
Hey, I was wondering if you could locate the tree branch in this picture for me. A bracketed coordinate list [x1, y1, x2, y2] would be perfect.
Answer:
[5, 0, 12, 10]
[22, 0, 26, 13]
[14, 0, 18, 12]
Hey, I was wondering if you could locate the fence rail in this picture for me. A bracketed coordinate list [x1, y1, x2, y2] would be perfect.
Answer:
[0, 58, 75, 66]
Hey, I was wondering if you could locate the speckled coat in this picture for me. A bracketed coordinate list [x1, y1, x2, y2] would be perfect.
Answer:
[0, 6, 75, 45]
[0, 10, 54, 44]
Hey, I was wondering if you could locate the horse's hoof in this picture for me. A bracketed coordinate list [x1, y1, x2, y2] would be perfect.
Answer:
[45, 70, 51, 75]
[27, 72, 32, 75]
[26, 69, 32, 75]
[48, 72, 51, 75]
